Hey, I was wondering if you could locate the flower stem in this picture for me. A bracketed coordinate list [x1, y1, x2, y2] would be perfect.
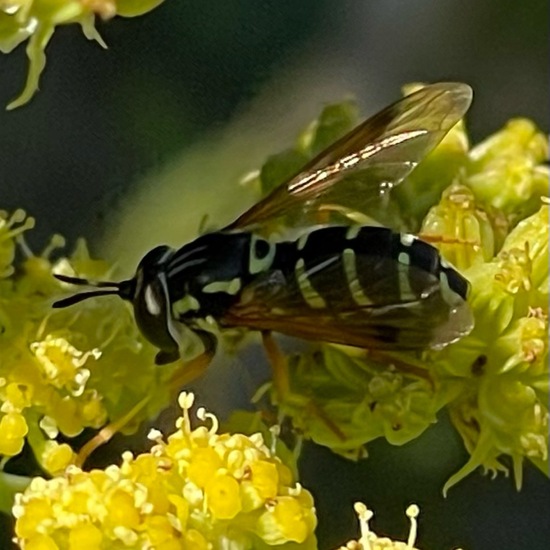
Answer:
[0, 472, 31, 514]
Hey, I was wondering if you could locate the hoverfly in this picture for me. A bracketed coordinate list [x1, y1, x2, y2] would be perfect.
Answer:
[54, 83, 474, 375]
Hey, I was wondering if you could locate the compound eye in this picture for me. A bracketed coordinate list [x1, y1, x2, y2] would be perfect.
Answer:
[137, 245, 174, 275]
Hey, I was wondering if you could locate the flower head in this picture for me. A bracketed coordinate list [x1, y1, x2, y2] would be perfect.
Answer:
[13, 392, 317, 549]
[433, 205, 548, 493]
[335, 503, 425, 550]
[467, 118, 549, 226]
[0, 218, 180, 474]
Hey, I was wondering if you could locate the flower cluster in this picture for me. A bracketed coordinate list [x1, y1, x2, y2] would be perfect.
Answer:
[0, 209, 178, 476]
[334, 502, 452, 550]
[13, 392, 317, 550]
[0, 0, 164, 109]
[249, 91, 549, 490]
[436, 204, 548, 493]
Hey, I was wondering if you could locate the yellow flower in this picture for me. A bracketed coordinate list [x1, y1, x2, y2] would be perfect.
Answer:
[187, 446, 223, 487]
[435, 206, 548, 493]
[258, 494, 316, 545]
[205, 472, 243, 519]
[335, 503, 427, 550]
[250, 459, 279, 500]
[0, 411, 28, 455]
[13, 489, 55, 539]
[104, 488, 141, 530]
[30, 335, 100, 397]
[68, 523, 102, 550]
[23, 534, 59, 550]
[421, 183, 497, 269]
[13, 392, 318, 549]
[41, 441, 75, 475]
[0, 217, 182, 473]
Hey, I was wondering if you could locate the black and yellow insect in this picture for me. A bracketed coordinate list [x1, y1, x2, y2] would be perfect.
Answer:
[54, 83, 474, 371]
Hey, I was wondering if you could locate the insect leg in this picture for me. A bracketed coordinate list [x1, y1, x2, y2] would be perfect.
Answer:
[75, 332, 218, 467]
[261, 331, 290, 399]
[261, 332, 346, 442]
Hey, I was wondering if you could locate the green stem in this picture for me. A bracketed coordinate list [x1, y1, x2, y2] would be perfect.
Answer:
[0, 471, 31, 514]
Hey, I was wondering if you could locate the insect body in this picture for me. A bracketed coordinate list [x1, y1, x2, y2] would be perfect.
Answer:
[54, 83, 474, 366]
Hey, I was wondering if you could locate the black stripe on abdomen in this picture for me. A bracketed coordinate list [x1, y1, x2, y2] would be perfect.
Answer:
[278, 226, 468, 311]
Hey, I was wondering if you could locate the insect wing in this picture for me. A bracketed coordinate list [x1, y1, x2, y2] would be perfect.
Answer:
[220, 245, 472, 351]
[228, 82, 472, 232]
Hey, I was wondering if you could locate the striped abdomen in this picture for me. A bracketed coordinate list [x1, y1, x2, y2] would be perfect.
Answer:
[271, 225, 468, 310]
[226, 225, 472, 349]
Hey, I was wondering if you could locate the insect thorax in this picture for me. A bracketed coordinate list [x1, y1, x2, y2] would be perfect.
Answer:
[167, 231, 270, 323]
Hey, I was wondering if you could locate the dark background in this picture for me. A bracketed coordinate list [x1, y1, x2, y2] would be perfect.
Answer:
[1, 1, 548, 548]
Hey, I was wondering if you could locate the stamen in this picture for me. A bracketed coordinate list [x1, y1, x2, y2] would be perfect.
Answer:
[196, 406, 219, 435]
[1, 209, 35, 257]
[41, 234, 66, 258]
[177, 392, 194, 434]
[406, 504, 420, 548]
[269, 424, 281, 456]
[178, 391, 195, 410]
[354, 502, 373, 550]
[147, 428, 163, 442]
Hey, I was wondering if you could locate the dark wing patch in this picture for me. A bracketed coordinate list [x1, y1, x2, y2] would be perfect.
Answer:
[227, 83, 472, 233]
[220, 256, 472, 351]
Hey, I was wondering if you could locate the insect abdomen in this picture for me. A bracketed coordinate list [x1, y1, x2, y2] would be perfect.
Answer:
[274, 225, 468, 311]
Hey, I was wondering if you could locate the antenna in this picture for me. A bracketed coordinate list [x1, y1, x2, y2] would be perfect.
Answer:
[52, 273, 134, 308]
[53, 273, 118, 288]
